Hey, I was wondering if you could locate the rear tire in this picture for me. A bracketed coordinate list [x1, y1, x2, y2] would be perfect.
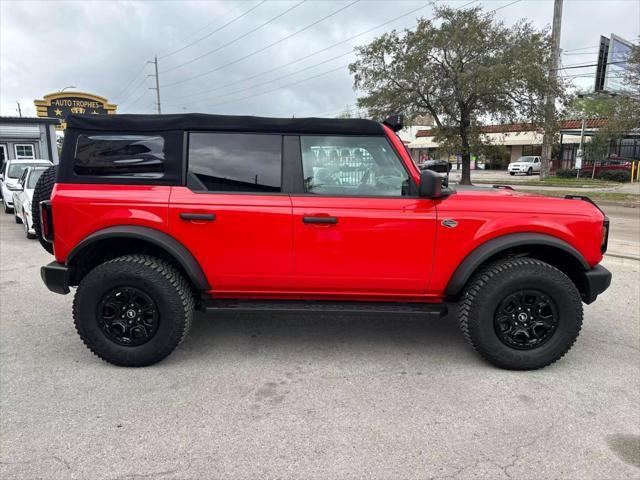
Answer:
[73, 255, 194, 367]
[31, 165, 57, 254]
[458, 257, 583, 370]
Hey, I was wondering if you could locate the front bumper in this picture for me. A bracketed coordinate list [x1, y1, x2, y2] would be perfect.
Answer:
[41, 261, 71, 295]
[582, 264, 612, 304]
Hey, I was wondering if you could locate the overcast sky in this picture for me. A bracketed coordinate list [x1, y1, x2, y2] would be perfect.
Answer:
[1, 0, 638, 119]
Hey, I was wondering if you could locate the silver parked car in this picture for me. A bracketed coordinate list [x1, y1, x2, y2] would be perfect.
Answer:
[12, 166, 49, 239]
[1, 159, 52, 213]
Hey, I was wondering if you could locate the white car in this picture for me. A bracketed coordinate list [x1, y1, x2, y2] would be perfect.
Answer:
[1, 159, 52, 213]
[12, 166, 49, 238]
[507, 156, 541, 176]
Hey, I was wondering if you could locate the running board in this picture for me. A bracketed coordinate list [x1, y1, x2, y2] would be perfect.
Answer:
[204, 300, 448, 318]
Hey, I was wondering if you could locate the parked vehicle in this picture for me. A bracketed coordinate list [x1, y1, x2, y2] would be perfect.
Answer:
[12, 166, 48, 238]
[508, 156, 541, 175]
[418, 159, 452, 173]
[582, 158, 632, 176]
[36, 113, 611, 370]
[0, 159, 52, 213]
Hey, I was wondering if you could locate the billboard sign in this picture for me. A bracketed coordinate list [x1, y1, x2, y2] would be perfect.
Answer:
[34, 92, 117, 130]
[595, 34, 635, 93]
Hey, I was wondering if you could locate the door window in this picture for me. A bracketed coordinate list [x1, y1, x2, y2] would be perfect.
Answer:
[14, 144, 35, 160]
[300, 136, 410, 196]
[188, 133, 282, 193]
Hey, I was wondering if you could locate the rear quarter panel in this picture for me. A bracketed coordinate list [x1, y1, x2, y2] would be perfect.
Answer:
[428, 191, 605, 295]
[51, 184, 171, 263]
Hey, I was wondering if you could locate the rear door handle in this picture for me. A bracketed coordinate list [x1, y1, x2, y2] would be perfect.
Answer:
[302, 216, 338, 224]
[180, 212, 216, 221]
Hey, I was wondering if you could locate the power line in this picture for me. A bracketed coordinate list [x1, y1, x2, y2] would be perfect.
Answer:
[166, 0, 438, 100]
[490, 0, 523, 12]
[162, 0, 362, 86]
[555, 60, 627, 70]
[164, 49, 355, 107]
[118, 74, 150, 105]
[158, 1, 266, 59]
[161, 0, 307, 75]
[563, 45, 598, 52]
[199, 64, 349, 110]
[113, 62, 149, 100]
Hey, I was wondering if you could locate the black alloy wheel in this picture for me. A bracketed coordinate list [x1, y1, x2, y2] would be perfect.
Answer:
[494, 290, 558, 350]
[97, 286, 159, 346]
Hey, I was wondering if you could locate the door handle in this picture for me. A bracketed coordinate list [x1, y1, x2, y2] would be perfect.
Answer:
[302, 216, 338, 225]
[180, 212, 216, 221]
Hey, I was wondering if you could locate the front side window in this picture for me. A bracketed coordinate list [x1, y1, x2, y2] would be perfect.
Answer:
[14, 144, 35, 160]
[188, 133, 282, 193]
[300, 136, 410, 196]
[27, 168, 45, 189]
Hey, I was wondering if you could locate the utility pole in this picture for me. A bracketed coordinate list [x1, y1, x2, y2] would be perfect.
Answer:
[148, 55, 162, 114]
[540, 0, 563, 180]
[16, 101, 22, 117]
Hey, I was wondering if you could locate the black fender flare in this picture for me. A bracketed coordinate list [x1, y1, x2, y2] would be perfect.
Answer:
[66, 225, 210, 291]
[444, 233, 589, 297]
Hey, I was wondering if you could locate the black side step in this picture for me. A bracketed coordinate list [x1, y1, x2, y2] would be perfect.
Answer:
[204, 300, 448, 318]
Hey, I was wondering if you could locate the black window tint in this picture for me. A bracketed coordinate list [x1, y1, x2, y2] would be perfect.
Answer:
[74, 135, 165, 178]
[188, 133, 281, 192]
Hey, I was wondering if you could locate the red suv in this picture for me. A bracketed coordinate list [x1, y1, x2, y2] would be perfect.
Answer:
[36, 113, 611, 370]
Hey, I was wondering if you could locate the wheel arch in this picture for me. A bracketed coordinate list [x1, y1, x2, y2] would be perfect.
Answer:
[66, 225, 210, 292]
[445, 233, 590, 300]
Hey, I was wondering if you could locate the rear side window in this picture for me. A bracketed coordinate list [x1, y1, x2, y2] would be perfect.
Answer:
[188, 133, 282, 193]
[74, 134, 165, 178]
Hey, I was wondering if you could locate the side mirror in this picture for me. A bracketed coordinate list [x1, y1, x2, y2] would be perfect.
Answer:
[419, 169, 443, 198]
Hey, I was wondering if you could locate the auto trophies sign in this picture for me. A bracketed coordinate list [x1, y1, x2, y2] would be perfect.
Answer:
[35, 91, 117, 129]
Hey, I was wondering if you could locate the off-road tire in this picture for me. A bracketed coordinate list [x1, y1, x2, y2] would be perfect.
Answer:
[459, 257, 583, 370]
[31, 165, 57, 254]
[73, 255, 194, 367]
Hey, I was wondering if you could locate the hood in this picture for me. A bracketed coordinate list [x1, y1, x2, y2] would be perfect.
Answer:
[449, 185, 604, 218]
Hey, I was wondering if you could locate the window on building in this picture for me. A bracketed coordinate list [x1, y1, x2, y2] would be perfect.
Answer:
[188, 133, 282, 193]
[300, 136, 410, 197]
[14, 144, 35, 160]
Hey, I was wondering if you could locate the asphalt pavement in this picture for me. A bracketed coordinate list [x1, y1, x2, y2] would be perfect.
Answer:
[1, 209, 639, 480]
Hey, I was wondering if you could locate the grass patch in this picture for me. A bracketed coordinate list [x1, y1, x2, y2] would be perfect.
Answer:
[475, 177, 614, 187]
[518, 189, 640, 206]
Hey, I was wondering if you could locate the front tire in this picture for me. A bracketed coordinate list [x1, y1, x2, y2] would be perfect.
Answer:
[509, 172, 515, 176]
[458, 257, 583, 370]
[527, 168, 532, 176]
[73, 255, 194, 367]
[14, 209, 22, 224]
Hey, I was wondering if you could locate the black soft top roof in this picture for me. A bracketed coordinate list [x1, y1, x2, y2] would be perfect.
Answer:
[66, 113, 385, 136]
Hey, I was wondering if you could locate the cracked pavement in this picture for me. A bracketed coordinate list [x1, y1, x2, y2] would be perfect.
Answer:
[1, 209, 639, 479]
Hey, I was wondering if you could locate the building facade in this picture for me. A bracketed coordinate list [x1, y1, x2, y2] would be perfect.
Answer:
[0, 117, 60, 169]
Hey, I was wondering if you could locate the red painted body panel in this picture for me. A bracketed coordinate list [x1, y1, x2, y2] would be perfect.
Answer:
[51, 184, 171, 263]
[50, 126, 606, 303]
[168, 187, 292, 293]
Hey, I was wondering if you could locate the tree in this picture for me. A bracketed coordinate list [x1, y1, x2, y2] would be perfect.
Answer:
[349, 6, 565, 184]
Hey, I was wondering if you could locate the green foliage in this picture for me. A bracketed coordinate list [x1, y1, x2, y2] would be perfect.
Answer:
[596, 170, 631, 182]
[349, 5, 565, 184]
[556, 168, 579, 178]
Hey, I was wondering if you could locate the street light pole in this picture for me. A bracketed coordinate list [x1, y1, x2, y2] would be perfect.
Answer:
[59, 85, 76, 92]
[540, 0, 563, 179]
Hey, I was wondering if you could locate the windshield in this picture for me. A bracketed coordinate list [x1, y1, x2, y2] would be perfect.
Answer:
[518, 156, 536, 163]
[27, 169, 45, 189]
[8, 162, 45, 178]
